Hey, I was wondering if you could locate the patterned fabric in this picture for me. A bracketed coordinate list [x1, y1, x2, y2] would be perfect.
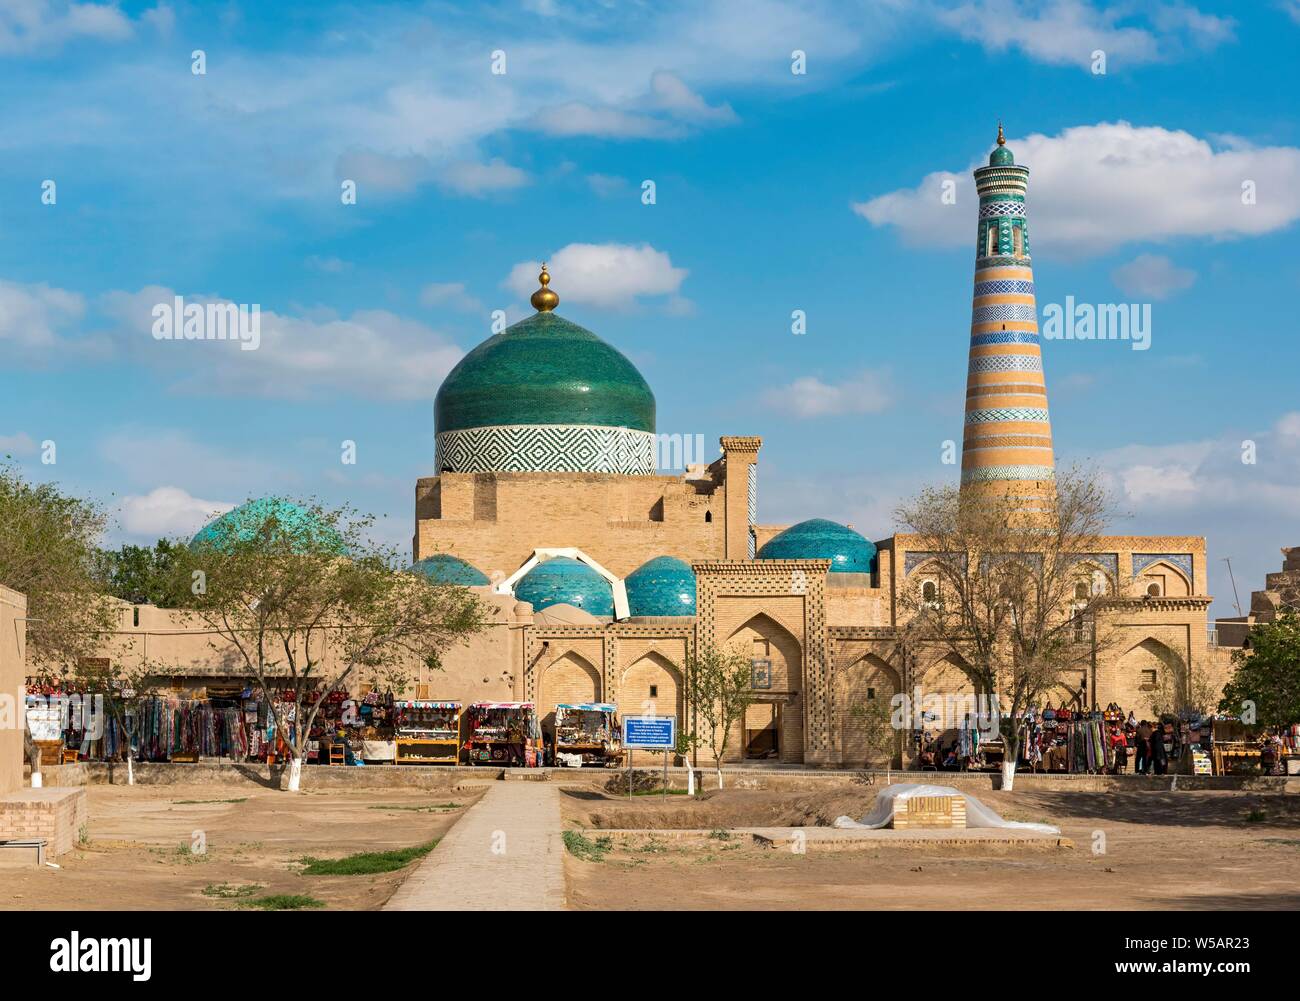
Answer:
[436, 423, 657, 475]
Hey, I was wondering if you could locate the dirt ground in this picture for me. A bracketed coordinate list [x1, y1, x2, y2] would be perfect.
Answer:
[2, 782, 482, 911]
[561, 786, 1300, 910]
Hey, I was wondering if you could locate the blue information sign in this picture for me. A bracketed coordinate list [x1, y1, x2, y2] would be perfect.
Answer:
[623, 715, 676, 749]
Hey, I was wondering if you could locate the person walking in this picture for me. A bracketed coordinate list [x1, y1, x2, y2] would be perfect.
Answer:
[1135, 720, 1152, 775]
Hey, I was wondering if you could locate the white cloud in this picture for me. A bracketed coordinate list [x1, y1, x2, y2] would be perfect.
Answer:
[649, 71, 737, 124]
[761, 369, 895, 419]
[305, 255, 351, 274]
[935, 0, 1234, 68]
[0, 432, 37, 456]
[438, 158, 530, 196]
[335, 150, 432, 194]
[98, 285, 465, 400]
[420, 282, 483, 313]
[533, 102, 682, 140]
[117, 486, 234, 539]
[853, 122, 1300, 257]
[505, 244, 688, 309]
[1111, 253, 1197, 299]
[0, 0, 135, 54]
[0, 279, 107, 362]
[585, 173, 629, 198]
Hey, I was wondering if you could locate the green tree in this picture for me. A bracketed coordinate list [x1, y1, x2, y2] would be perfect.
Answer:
[683, 642, 756, 790]
[169, 498, 488, 791]
[0, 463, 116, 677]
[1220, 612, 1300, 727]
[93, 540, 193, 607]
[894, 465, 1121, 790]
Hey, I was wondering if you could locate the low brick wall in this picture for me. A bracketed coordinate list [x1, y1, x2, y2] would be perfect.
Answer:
[34, 761, 1296, 794]
[0, 787, 88, 856]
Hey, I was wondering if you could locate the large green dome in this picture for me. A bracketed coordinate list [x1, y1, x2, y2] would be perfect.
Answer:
[191, 498, 347, 555]
[434, 297, 657, 475]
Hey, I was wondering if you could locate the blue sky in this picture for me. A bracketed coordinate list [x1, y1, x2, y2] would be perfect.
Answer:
[1, 0, 1298, 621]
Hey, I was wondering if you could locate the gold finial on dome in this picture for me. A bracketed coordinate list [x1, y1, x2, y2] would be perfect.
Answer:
[996, 121, 1006, 146]
[530, 262, 559, 312]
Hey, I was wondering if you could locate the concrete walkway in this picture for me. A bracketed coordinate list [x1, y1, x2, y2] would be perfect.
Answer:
[384, 782, 566, 911]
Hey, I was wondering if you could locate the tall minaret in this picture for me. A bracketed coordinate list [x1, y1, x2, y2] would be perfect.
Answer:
[961, 124, 1055, 504]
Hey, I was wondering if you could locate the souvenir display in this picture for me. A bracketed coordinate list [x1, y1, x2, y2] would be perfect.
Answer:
[462, 702, 543, 767]
[552, 703, 623, 767]
[394, 701, 461, 764]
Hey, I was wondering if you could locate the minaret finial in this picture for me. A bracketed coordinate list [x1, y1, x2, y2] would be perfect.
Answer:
[997, 121, 1005, 146]
[531, 262, 559, 312]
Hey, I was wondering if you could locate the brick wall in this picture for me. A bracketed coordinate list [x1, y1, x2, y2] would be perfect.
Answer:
[0, 788, 87, 856]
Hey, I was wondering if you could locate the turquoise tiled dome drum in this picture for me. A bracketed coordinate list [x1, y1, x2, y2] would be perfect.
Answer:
[191, 497, 348, 554]
[756, 518, 876, 573]
[514, 556, 615, 616]
[625, 556, 696, 616]
[434, 300, 657, 475]
[410, 553, 490, 586]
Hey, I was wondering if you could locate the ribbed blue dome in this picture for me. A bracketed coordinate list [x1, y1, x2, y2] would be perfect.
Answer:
[410, 554, 489, 586]
[756, 518, 876, 573]
[191, 498, 347, 555]
[514, 556, 614, 616]
[625, 556, 696, 616]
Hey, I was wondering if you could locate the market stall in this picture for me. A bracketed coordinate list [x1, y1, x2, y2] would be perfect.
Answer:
[462, 702, 543, 767]
[394, 700, 462, 764]
[552, 702, 623, 767]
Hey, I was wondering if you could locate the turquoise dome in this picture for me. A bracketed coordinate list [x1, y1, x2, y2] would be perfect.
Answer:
[756, 518, 876, 573]
[514, 556, 614, 616]
[989, 144, 1015, 166]
[436, 311, 655, 435]
[625, 556, 696, 616]
[191, 498, 347, 554]
[410, 554, 489, 586]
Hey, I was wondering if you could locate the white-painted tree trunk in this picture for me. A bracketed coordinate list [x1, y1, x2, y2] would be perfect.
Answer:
[716, 765, 724, 790]
[1001, 759, 1017, 791]
[685, 760, 696, 796]
[126, 752, 135, 787]
[31, 770, 42, 788]
[287, 756, 303, 793]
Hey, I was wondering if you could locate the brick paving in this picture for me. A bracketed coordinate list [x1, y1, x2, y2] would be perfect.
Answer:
[383, 782, 566, 910]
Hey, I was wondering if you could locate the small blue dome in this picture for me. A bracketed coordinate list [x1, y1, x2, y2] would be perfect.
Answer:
[410, 554, 489, 586]
[514, 556, 614, 616]
[191, 498, 347, 555]
[756, 518, 876, 573]
[625, 556, 696, 616]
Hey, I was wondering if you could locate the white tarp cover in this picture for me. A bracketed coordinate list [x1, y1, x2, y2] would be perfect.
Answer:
[832, 783, 1060, 834]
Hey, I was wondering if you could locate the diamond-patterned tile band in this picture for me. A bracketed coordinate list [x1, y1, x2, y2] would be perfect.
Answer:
[960, 465, 1057, 484]
[968, 354, 1043, 374]
[974, 279, 1035, 297]
[973, 303, 1037, 324]
[965, 407, 1051, 425]
[436, 424, 657, 475]
[971, 331, 1040, 346]
[978, 200, 1027, 218]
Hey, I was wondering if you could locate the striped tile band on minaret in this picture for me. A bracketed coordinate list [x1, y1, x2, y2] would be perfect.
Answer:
[961, 123, 1055, 501]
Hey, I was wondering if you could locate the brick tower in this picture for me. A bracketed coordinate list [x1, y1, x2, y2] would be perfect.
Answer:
[960, 124, 1055, 505]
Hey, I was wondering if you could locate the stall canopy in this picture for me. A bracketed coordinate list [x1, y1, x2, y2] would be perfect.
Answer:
[395, 700, 461, 710]
[471, 701, 535, 710]
[556, 703, 617, 713]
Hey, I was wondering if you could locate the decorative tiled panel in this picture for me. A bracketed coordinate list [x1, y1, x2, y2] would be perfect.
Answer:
[968, 354, 1043, 374]
[1132, 553, 1194, 588]
[974, 279, 1035, 297]
[965, 407, 1051, 425]
[979, 200, 1027, 218]
[972, 303, 1037, 324]
[1069, 553, 1119, 577]
[961, 464, 1055, 484]
[970, 330, 1040, 346]
[747, 463, 757, 558]
[436, 423, 656, 475]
